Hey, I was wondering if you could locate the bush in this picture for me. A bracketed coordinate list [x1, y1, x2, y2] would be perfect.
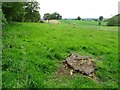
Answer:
[107, 14, 120, 26]
[39, 20, 44, 23]
[1, 12, 7, 25]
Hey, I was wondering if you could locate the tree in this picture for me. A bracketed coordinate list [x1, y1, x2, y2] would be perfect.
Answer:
[50, 12, 62, 20]
[98, 16, 103, 26]
[43, 13, 51, 20]
[99, 16, 103, 21]
[43, 12, 62, 20]
[24, 1, 40, 22]
[50, 13, 56, 20]
[77, 16, 81, 20]
[25, 1, 40, 12]
[59, 15, 62, 20]
[2, 1, 41, 22]
[52, 12, 62, 20]
[2, 2, 25, 22]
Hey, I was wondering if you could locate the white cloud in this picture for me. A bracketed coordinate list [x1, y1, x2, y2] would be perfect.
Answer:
[38, 0, 119, 18]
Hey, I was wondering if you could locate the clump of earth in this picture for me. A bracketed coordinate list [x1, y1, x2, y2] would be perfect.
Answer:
[58, 53, 97, 78]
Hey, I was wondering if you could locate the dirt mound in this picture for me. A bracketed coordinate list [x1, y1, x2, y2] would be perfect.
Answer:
[44, 20, 61, 24]
[58, 53, 97, 78]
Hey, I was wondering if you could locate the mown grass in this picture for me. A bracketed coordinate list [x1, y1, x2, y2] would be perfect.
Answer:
[2, 20, 118, 88]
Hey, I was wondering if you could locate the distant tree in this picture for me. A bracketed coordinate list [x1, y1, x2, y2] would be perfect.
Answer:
[43, 13, 51, 20]
[93, 19, 98, 21]
[99, 16, 103, 21]
[98, 16, 103, 26]
[50, 13, 56, 19]
[43, 12, 62, 20]
[77, 16, 81, 20]
[50, 12, 62, 20]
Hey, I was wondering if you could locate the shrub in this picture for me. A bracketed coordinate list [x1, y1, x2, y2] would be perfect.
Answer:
[107, 14, 120, 26]
[1, 12, 7, 25]
[39, 20, 44, 23]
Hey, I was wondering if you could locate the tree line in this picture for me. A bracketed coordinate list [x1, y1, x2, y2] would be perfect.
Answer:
[2, 1, 119, 26]
[2, 1, 40, 23]
[43, 12, 62, 20]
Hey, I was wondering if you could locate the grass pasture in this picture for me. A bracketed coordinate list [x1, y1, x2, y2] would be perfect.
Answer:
[2, 20, 118, 88]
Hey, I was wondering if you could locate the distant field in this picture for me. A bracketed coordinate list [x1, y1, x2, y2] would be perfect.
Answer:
[2, 20, 118, 88]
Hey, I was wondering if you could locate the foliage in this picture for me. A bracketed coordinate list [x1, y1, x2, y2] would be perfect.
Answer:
[2, 20, 118, 88]
[43, 12, 62, 20]
[50, 12, 62, 20]
[98, 16, 104, 26]
[1, 12, 7, 25]
[24, 1, 40, 22]
[93, 19, 98, 21]
[2, 2, 25, 22]
[107, 14, 120, 26]
[77, 16, 81, 20]
[43, 13, 51, 20]
[99, 16, 104, 21]
[39, 20, 44, 23]
[2, 1, 40, 22]
[98, 22, 101, 26]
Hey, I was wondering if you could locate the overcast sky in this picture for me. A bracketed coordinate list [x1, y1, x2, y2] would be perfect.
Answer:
[38, 0, 120, 18]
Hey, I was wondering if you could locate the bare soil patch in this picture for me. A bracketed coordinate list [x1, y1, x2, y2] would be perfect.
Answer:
[57, 53, 98, 79]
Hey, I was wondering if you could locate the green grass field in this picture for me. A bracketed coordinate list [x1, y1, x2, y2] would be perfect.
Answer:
[2, 20, 118, 88]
